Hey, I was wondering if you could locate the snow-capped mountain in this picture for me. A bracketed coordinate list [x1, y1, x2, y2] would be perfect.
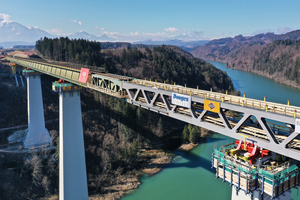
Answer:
[67, 31, 115, 41]
[0, 21, 53, 42]
[0, 20, 116, 47]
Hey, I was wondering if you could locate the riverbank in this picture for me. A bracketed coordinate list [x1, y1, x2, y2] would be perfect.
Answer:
[227, 65, 300, 89]
[205, 58, 300, 90]
[88, 142, 201, 200]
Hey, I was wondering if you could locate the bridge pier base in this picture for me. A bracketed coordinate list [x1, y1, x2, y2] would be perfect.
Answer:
[24, 71, 50, 148]
[57, 85, 88, 200]
[231, 187, 291, 200]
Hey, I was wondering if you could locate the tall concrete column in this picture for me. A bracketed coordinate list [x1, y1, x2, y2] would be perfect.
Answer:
[53, 83, 88, 200]
[24, 70, 51, 148]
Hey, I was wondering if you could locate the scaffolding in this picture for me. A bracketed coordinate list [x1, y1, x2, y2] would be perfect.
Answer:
[212, 142, 300, 198]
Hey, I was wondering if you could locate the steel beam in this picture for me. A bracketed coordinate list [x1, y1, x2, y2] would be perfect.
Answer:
[123, 82, 300, 161]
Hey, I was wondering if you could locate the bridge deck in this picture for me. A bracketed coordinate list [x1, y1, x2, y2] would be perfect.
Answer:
[6, 56, 300, 160]
[130, 79, 300, 119]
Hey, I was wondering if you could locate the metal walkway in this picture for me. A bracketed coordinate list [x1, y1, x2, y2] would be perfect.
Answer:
[7, 56, 300, 161]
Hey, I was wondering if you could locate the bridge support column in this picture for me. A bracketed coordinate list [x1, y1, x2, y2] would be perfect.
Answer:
[23, 70, 50, 148]
[231, 187, 291, 200]
[53, 83, 88, 200]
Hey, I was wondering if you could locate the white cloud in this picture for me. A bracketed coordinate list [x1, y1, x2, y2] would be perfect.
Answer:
[101, 27, 105, 31]
[101, 30, 176, 42]
[99, 28, 213, 42]
[164, 27, 179, 33]
[71, 19, 82, 25]
[0, 13, 12, 25]
[46, 28, 64, 35]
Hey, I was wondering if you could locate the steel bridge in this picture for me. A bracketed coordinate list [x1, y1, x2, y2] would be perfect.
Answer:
[7, 56, 300, 161]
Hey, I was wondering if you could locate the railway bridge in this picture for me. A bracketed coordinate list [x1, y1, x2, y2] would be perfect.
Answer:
[6, 56, 300, 200]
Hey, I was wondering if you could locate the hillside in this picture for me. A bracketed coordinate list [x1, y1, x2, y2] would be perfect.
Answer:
[191, 30, 300, 61]
[191, 30, 300, 88]
[36, 37, 238, 93]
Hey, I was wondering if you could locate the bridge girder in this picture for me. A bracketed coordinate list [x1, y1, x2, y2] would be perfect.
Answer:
[123, 82, 300, 161]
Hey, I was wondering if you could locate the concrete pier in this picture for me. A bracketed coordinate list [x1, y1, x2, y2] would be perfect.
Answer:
[54, 83, 88, 200]
[24, 70, 51, 148]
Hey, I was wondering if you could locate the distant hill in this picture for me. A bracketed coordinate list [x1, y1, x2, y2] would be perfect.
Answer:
[67, 31, 116, 41]
[100, 42, 131, 49]
[100, 42, 159, 50]
[133, 39, 210, 51]
[13, 45, 35, 49]
[191, 30, 300, 88]
[191, 30, 300, 61]
[0, 42, 35, 48]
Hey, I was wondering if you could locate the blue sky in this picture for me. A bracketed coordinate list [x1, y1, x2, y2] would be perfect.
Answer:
[1, 0, 300, 41]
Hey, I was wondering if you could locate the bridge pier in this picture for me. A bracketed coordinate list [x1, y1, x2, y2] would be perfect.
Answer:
[53, 83, 88, 200]
[23, 70, 50, 148]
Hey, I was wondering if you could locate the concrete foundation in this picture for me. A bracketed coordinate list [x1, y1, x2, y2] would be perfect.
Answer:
[231, 187, 291, 200]
[59, 90, 88, 200]
[24, 74, 51, 148]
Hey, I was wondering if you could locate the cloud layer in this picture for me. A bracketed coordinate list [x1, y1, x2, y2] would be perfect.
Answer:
[0, 12, 298, 43]
[164, 27, 179, 33]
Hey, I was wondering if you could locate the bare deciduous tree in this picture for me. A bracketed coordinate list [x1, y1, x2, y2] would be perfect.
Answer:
[25, 155, 43, 187]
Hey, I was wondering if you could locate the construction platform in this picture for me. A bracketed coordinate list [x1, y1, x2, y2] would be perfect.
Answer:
[212, 140, 300, 199]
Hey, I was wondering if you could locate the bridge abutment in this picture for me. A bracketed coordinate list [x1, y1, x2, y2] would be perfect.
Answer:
[24, 70, 50, 148]
[53, 83, 88, 200]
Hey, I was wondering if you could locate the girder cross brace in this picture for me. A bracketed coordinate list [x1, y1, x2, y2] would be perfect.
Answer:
[123, 82, 300, 161]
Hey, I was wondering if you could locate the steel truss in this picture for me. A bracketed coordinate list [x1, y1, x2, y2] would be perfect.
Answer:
[123, 82, 300, 161]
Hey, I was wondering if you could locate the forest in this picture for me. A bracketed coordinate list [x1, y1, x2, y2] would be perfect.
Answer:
[36, 37, 238, 93]
[0, 37, 239, 199]
[251, 39, 300, 84]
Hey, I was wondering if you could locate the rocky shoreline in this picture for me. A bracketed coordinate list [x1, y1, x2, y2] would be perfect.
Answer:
[88, 143, 199, 200]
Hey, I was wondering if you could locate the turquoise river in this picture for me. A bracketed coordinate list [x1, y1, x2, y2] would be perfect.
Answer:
[122, 61, 300, 200]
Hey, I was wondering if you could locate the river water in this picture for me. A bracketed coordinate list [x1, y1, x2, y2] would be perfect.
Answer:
[122, 61, 300, 200]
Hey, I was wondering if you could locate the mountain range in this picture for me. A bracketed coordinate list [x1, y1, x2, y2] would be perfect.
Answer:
[0, 20, 116, 48]
[132, 39, 209, 51]
[191, 30, 300, 61]
[0, 19, 209, 49]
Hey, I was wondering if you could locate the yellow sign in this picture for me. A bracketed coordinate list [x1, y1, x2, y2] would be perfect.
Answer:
[204, 100, 220, 113]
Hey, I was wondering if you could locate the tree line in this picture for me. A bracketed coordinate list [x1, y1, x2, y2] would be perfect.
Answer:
[36, 37, 238, 94]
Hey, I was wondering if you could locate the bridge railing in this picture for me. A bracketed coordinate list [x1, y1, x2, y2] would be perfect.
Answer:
[8, 56, 300, 118]
[130, 79, 300, 118]
[7, 55, 105, 73]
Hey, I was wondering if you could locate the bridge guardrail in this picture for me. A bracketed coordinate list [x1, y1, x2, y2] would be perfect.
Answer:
[130, 79, 300, 119]
[8, 56, 300, 118]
